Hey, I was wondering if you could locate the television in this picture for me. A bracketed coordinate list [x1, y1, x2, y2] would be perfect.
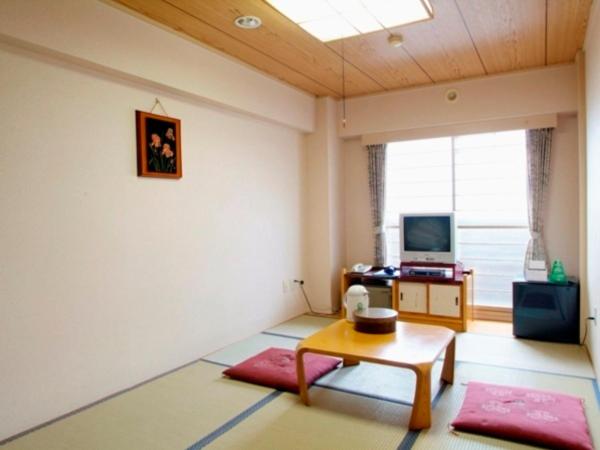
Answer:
[400, 213, 456, 264]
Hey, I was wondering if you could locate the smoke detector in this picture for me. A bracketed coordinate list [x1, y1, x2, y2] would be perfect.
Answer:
[234, 16, 262, 29]
[387, 34, 404, 48]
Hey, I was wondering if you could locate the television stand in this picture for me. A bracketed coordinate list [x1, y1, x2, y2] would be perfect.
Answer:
[341, 263, 473, 332]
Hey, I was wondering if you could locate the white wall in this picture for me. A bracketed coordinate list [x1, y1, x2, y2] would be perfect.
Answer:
[0, 41, 307, 441]
[304, 101, 332, 312]
[343, 115, 580, 279]
[340, 65, 577, 138]
[304, 98, 345, 313]
[328, 113, 346, 311]
[0, 0, 315, 132]
[545, 115, 580, 277]
[584, 0, 600, 374]
[344, 138, 374, 266]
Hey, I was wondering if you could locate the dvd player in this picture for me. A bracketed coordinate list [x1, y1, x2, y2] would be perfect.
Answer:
[408, 269, 445, 277]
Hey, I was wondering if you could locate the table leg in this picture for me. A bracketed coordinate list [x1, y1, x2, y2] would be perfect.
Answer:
[409, 364, 432, 430]
[343, 358, 360, 367]
[296, 349, 310, 406]
[441, 337, 455, 384]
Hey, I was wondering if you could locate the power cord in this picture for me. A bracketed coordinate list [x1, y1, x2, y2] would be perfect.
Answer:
[293, 279, 316, 315]
[581, 316, 596, 346]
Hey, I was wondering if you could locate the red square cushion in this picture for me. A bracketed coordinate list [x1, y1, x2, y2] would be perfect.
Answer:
[223, 347, 340, 393]
[451, 382, 593, 450]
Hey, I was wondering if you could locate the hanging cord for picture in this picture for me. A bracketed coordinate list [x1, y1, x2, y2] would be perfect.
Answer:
[150, 97, 169, 117]
[341, 40, 347, 128]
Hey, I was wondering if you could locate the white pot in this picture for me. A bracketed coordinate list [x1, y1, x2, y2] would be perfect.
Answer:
[344, 285, 369, 322]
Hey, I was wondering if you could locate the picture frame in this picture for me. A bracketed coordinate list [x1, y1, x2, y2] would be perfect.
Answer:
[135, 110, 182, 178]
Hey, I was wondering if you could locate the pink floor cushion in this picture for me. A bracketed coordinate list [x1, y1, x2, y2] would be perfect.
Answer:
[451, 381, 593, 450]
[223, 347, 341, 393]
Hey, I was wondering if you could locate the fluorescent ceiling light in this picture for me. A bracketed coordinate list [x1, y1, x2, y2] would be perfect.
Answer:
[266, 0, 433, 42]
[299, 16, 357, 42]
[335, 3, 382, 34]
[268, 0, 337, 24]
[366, 0, 432, 28]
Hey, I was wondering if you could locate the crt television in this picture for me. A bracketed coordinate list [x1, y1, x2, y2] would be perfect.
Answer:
[400, 213, 456, 263]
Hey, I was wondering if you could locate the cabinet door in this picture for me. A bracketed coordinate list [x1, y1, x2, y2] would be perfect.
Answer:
[429, 284, 461, 318]
[398, 283, 427, 313]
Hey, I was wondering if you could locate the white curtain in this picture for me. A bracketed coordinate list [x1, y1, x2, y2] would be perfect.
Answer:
[366, 144, 387, 266]
[524, 128, 553, 272]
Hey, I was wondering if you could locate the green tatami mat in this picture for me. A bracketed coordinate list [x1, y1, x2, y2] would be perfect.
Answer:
[456, 332, 595, 378]
[3, 362, 273, 450]
[265, 314, 337, 338]
[5, 314, 596, 450]
[202, 333, 298, 367]
[205, 387, 413, 450]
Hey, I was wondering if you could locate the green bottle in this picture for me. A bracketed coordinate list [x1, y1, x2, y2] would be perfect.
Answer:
[548, 259, 568, 284]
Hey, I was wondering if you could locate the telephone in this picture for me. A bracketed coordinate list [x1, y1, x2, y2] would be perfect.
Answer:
[351, 263, 372, 273]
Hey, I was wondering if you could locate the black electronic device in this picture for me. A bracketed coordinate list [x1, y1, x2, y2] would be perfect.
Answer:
[408, 269, 444, 277]
[513, 279, 579, 343]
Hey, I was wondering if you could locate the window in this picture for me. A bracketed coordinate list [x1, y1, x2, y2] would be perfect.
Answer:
[385, 130, 529, 308]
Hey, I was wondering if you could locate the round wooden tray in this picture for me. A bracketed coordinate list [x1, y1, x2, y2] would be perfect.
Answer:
[353, 307, 398, 334]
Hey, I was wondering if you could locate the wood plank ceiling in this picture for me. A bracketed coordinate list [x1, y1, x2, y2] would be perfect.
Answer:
[114, 0, 593, 98]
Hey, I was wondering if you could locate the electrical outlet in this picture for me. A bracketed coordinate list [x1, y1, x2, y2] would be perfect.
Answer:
[282, 280, 288, 293]
[594, 308, 598, 326]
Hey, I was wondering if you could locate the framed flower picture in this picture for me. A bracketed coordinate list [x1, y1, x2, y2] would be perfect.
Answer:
[136, 110, 182, 178]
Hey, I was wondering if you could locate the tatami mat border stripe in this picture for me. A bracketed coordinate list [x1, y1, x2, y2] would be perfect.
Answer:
[186, 391, 283, 450]
[396, 381, 450, 450]
[261, 331, 303, 340]
[397, 430, 420, 450]
[199, 358, 232, 368]
[593, 378, 600, 408]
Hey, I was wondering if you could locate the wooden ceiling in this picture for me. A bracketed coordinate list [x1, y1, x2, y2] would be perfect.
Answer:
[114, 0, 593, 98]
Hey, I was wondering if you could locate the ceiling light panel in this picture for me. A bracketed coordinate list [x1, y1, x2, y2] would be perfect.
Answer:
[299, 16, 358, 42]
[335, 3, 382, 34]
[366, 0, 433, 28]
[267, 0, 337, 23]
[265, 0, 433, 42]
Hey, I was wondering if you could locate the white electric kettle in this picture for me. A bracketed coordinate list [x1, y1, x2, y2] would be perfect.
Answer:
[344, 285, 369, 322]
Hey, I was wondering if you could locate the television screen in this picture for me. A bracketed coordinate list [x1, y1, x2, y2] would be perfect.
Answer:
[403, 216, 451, 252]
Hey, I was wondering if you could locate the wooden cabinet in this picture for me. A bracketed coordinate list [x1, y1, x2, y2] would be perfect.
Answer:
[397, 277, 470, 331]
[429, 284, 461, 318]
[341, 268, 473, 332]
[398, 283, 427, 314]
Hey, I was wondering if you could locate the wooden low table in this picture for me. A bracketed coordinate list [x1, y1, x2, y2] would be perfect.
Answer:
[296, 319, 455, 430]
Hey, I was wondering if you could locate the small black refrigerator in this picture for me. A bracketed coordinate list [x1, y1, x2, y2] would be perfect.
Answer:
[512, 279, 579, 343]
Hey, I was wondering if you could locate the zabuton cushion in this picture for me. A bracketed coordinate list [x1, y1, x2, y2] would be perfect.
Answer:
[451, 381, 593, 450]
[223, 347, 340, 393]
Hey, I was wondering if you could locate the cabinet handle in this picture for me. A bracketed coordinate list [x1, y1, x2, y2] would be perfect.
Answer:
[400, 292, 404, 301]
[455, 297, 459, 306]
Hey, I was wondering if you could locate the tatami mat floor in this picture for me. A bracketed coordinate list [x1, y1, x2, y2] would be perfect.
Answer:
[2, 314, 598, 450]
